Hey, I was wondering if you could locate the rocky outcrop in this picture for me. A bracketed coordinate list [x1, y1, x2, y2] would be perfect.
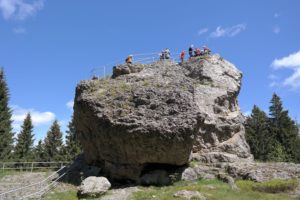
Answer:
[74, 55, 252, 182]
[224, 162, 300, 182]
[173, 190, 206, 200]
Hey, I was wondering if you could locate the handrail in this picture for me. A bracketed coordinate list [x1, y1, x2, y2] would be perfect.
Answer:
[21, 170, 68, 199]
[21, 162, 76, 199]
[90, 51, 182, 77]
[0, 165, 66, 196]
[0, 161, 69, 164]
[0, 161, 76, 200]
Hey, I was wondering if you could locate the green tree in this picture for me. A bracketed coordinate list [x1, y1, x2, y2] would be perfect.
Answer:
[44, 120, 63, 161]
[14, 113, 34, 160]
[245, 105, 275, 161]
[292, 137, 300, 163]
[0, 68, 14, 160]
[64, 115, 81, 161]
[34, 140, 46, 162]
[269, 93, 299, 161]
[266, 141, 287, 162]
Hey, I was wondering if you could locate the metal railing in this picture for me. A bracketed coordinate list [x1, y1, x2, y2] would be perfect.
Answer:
[1, 161, 69, 173]
[90, 52, 182, 78]
[0, 161, 73, 200]
[21, 166, 73, 200]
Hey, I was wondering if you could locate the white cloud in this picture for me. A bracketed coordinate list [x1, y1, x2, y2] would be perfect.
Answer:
[273, 26, 280, 34]
[271, 50, 300, 89]
[198, 28, 208, 36]
[13, 27, 26, 33]
[268, 74, 280, 87]
[66, 100, 74, 111]
[269, 81, 279, 88]
[0, 0, 44, 20]
[210, 24, 246, 38]
[11, 105, 55, 132]
[268, 74, 279, 80]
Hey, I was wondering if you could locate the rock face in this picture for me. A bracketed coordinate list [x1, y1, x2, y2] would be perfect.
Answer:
[74, 55, 252, 181]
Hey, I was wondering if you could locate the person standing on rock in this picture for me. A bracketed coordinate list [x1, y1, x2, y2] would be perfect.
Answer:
[165, 48, 170, 59]
[203, 46, 211, 55]
[160, 49, 166, 60]
[195, 48, 201, 57]
[180, 51, 185, 63]
[189, 45, 194, 58]
[126, 55, 133, 64]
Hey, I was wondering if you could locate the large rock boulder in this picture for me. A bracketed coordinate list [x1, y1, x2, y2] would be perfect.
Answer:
[78, 176, 111, 198]
[74, 55, 252, 181]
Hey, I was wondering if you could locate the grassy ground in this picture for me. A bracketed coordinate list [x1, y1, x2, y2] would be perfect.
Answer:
[40, 179, 299, 200]
[131, 179, 299, 200]
[41, 191, 78, 200]
[0, 170, 24, 179]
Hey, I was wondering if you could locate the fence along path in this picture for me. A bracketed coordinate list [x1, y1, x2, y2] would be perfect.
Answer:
[1, 161, 69, 172]
[90, 51, 181, 78]
[0, 161, 73, 200]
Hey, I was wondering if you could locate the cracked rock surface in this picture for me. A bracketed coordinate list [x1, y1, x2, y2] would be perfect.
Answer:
[74, 55, 252, 181]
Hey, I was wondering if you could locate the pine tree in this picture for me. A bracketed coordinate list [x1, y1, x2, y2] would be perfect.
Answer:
[44, 120, 63, 161]
[292, 136, 300, 163]
[14, 113, 34, 160]
[34, 140, 46, 162]
[266, 141, 287, 162]
[64, 115, 81, 161]
[245, 105, 275, 161]
[0, 68, 14, 161]
[269, 93, 298, 161]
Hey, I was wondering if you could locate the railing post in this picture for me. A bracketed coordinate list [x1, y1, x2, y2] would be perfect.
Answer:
[31, 162, 34, 173]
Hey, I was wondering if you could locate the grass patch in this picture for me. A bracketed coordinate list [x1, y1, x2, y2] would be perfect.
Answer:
[236, 179, 298, 193]
[131, 179, 298, 200]
[0, 170, 25, 179]
[41, 191, 77, 200]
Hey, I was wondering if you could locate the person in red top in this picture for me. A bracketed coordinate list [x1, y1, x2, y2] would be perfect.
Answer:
[180, 51, 185, 63]
[125, 55, 133, 64]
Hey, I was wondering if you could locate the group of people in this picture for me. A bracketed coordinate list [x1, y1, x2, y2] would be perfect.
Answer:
[188, 45, 211, 58]
[125, 45, 211, 64]
[180, 45, 211, 62]
[159, 48, 171, 60]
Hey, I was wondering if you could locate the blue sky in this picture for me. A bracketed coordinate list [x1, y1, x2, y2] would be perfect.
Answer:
[0, 0, 299, 143]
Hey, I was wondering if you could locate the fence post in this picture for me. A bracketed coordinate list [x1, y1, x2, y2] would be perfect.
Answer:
[2, 163, 4, 172]
[31, 162, 34, 173]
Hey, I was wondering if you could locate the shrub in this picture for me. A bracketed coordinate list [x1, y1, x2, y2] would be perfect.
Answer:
[236, 179, 298, 193]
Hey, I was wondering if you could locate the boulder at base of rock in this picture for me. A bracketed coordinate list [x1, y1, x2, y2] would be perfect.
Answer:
[78, 176, 111, 198]
[173, 190, 206, 200]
